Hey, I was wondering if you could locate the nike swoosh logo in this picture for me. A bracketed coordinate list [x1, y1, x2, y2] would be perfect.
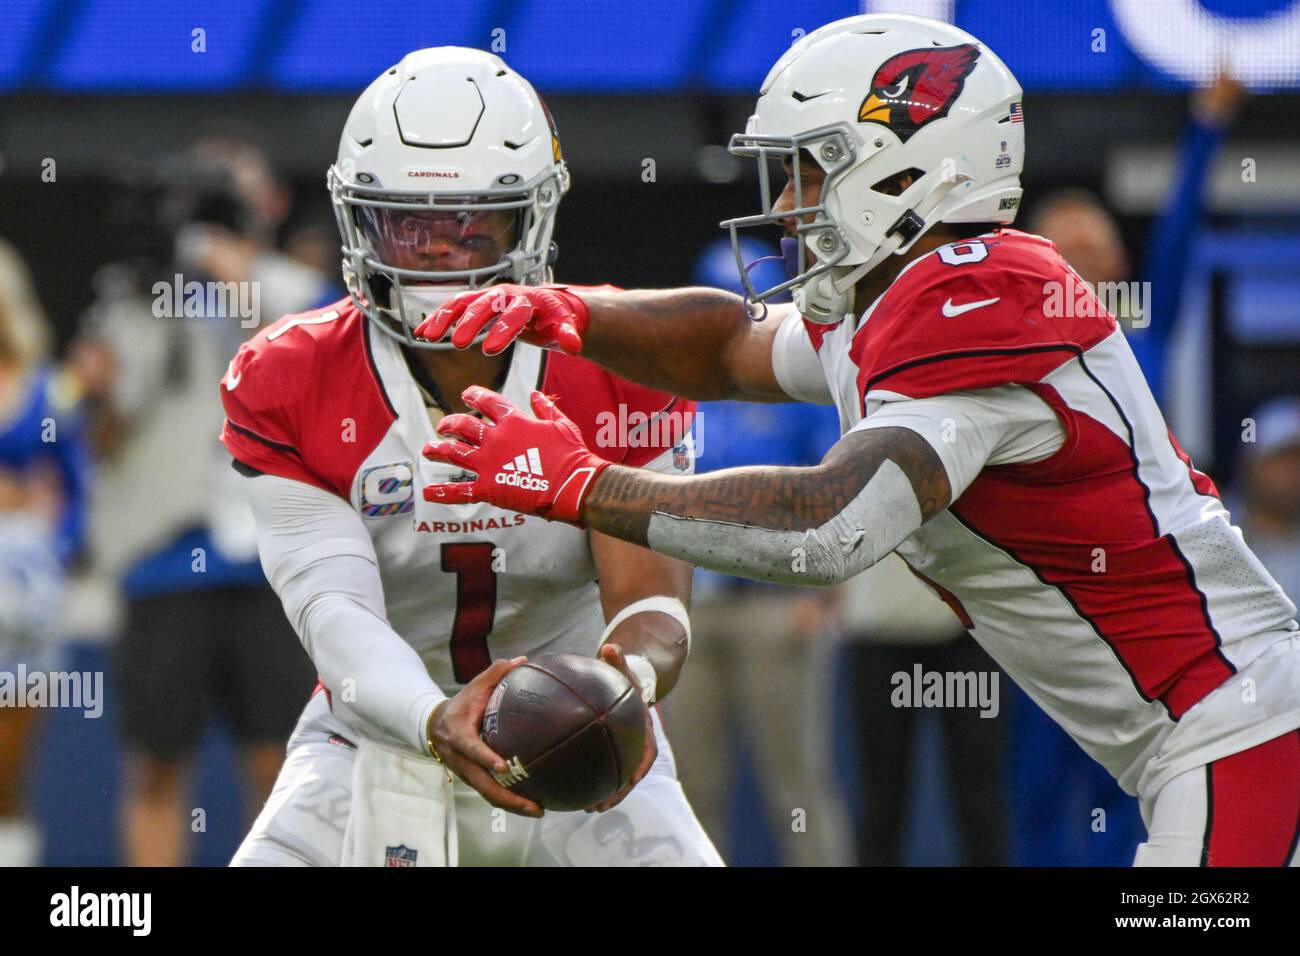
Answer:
[225, 362, 241, 389]
[941, 297, 1000, 317]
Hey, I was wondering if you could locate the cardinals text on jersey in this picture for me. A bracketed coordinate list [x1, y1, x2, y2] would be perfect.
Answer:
[220, 298, 694, 700]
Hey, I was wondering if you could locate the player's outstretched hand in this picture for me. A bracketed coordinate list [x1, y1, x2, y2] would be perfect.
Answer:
[422, 385, 611, 525]
[427, 656, 544, 818]
[587, 642, 657, 813]
[412, 284, 589, 356]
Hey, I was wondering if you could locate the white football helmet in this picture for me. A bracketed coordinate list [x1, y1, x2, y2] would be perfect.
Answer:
[329, 47, 570, 349]
[723, 14, 1025, 324]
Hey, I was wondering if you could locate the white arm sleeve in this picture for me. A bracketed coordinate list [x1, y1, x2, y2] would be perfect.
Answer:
[851, 385, 1067, 500]
[245, 472, 445, 756]
[771, 310, 834, 405]
[644, 385, 1065, 588]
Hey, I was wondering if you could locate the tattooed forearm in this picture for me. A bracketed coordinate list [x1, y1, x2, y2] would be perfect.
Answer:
[584, 427, 952, 558]
[823, 426, 952, 523]
[580, 288, 788, 402]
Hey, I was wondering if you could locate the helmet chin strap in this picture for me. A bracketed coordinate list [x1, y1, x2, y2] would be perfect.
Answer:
[797, 175, 969, 325]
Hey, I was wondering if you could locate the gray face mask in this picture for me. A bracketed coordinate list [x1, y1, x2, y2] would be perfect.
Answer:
[329, 164, 565, 350]
[720, 125, 857, 324]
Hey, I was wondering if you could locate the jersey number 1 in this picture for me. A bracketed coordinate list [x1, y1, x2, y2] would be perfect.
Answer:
[441, 542, 499, 683]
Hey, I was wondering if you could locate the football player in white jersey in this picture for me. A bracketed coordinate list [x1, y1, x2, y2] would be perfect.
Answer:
[221, 47, 720, 866]
[418, 16, 1300, 866]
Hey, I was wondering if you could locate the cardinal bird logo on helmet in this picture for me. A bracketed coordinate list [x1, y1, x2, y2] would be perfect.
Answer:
[858, 44, 981, 143]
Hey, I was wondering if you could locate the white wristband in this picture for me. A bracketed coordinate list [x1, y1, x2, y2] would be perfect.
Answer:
[622, 654, 658, 704]
[599, 596, 691, 704]
[598, 595, 692, 653]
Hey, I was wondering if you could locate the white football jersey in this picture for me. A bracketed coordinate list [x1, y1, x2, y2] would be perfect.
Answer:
[221, 299, 695, 693]
[773, 230, 1300, 801]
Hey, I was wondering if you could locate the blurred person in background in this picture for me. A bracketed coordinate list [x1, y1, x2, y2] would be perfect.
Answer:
[840, 555, 1007, 865]
[1031, 73, 1246, 405]
[1011, 73, 1246, 866]
[0, 239, 91, 866]
[170, 137, 334, 321]
[70, 137, 326, 866]
[282, 212, 348, 298]
[662, 239, 852, 865]
[1232, 397, 1300, 603]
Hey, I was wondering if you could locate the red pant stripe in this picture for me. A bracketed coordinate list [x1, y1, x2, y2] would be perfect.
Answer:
[1203, 730, 1300, 867]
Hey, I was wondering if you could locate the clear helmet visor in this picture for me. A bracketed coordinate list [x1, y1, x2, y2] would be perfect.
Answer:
[355, 202, 520, 278]
[335, 189, 532, 349]
[329, 162, 566, 350]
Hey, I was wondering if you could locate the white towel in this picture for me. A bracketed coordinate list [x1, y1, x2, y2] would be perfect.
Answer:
[340, 738, 458, 867]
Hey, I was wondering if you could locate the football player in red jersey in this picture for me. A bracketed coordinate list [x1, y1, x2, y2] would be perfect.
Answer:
[420, 15, 1300, 866]
[221, 48, 720, 866]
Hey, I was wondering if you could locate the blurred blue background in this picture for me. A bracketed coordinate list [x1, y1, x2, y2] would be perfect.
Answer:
[2, 0, 1299, 93]
[2, 0, 1298, 867]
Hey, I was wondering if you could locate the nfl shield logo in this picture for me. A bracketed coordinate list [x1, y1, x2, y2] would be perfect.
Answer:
[672, 441, 690, 471]
[385, 844, 418, 867]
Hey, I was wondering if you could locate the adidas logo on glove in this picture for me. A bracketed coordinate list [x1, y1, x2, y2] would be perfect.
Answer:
[495, 447, 550, 491]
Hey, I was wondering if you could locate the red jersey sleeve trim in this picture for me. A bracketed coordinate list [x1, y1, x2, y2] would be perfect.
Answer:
[619, 395, 693, 469]
[220, 419, 337, 496]
[225, 419, 302, 460]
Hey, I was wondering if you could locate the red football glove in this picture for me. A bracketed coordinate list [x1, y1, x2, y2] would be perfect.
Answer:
[422, 385, 610, 525]
[412, 285, 590, 356]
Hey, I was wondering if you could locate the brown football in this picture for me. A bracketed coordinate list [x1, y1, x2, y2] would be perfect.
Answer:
[479, 653, 648, 811]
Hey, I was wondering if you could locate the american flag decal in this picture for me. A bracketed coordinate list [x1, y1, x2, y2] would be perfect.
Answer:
[1009, 102, 1023, 123]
